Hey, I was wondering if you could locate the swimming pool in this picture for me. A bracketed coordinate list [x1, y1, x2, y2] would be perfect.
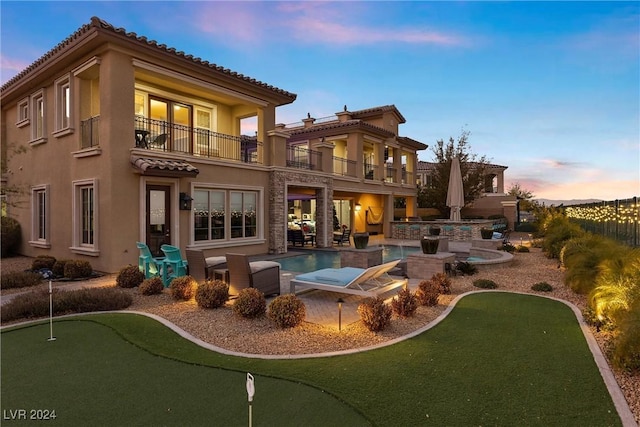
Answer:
[278, 245, 419, 273]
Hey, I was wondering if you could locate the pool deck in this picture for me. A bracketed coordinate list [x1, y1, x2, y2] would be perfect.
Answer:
[1, 233, 529, 330]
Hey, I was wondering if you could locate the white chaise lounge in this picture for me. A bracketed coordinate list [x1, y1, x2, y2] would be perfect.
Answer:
[289, 259, 407, 297]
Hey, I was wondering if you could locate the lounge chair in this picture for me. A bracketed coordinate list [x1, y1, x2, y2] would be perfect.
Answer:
[225, 253, 281, 296]
[136, 242, 163, 279]
[333, 228, 351, 246]
[160, 244, 188, 287]
[185, 249, 227, 283]
[290, 259, 407, 297]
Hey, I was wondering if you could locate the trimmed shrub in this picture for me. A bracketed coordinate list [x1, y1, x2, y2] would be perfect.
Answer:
[1, 271, 42, 290]
[1, 287, 133, 323]
[516, 245, 530, 253]
[268, 294, 306, 328]
[116, 265, 145, 288]
[391, 288, 418, 318]
[531, 282, 553, 292]
[456, 261, 477, 276]
[169, 276, 196, 301]
[415, 279, 440, 306]
[63, 260, 93, 279]
[430, 272, 452, 294]
[32, 255, 56, 271]
[1, 216, 21, 257]
[139, 277, 164, 296]
[195, 280, 229, 308]
[52, 259, 70, 277]
[357, 296, 392, 332]
[473, 279, 498, 289]
[233, 288, 266, 318]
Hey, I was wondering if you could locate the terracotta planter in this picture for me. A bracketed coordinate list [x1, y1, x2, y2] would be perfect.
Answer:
[428, 226, 441, 236]
[481, 228, 494, 239]
[353, 232, 369, 249]
[421, 237, 440, 254]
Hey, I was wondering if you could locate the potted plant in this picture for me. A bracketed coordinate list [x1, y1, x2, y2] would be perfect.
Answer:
[420, 236, 439, 254]
[480, 228, 494, 239]
[428, 226, 441, 236]
[352, 232, 369, 249]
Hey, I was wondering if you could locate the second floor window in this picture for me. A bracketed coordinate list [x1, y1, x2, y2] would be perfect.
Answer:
[55, 75, 71, 132]
[30, 90, 46, 142]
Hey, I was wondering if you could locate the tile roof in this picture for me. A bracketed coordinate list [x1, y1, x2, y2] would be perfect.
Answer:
[131, 156, 199, 177]
[1, 16, 297, 102]
[350, 105, 406, 123]
[287, 119, 395, 138]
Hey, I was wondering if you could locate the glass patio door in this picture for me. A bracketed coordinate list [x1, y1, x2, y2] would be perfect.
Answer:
[149, 97, 192, 151]
[146, 185, 171, 257]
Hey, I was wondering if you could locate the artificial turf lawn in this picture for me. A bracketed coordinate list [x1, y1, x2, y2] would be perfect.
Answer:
[1, 292, 622, 426]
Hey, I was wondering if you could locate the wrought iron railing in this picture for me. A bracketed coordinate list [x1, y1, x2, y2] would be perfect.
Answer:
[384, 166, 396, 183]
[332, 157, 356, 177]
[364, 163, 378, 180]
[80, 116, 100, 149]
[403, 170, 414, 185]
[286, 145, 322, 170]
[134, 116, 262, 164]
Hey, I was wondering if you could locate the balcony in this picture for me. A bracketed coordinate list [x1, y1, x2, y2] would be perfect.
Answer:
[333, 156, 357, 177]
[81, 116, 100, 149]
[134, 116, 262, 164]
[286, 145, 322, 170]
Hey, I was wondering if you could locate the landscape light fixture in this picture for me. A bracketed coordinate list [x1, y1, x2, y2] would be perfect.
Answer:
[337, 298, 344, 332]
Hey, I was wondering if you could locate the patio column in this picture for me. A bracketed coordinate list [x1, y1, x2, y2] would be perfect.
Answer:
[268, 128, 289, 167]
[312, 138, 334, 174]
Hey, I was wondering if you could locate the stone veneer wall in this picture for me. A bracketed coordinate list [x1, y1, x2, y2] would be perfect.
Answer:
[269, 170, 334, 254]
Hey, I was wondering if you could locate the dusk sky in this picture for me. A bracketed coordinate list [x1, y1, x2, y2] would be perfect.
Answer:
[2, 1, 638, 201]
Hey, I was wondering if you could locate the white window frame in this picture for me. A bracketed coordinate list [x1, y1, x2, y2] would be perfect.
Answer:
[190, 185, 263, 247]
[71, 178, 99, 256]
[16, 97, 29, 127]
[29, 184, 50, 248]
[30, 89, 46, 145]
[53, 74, 73, 137]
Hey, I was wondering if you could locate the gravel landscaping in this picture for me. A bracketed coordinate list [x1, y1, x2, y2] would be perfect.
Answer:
[2, 248, 638, 423]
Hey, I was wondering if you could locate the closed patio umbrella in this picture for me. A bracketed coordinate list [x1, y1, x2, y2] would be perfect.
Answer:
[446, 156, 464, 222]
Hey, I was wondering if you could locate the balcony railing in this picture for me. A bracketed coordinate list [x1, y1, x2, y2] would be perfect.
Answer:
[402, 170, 414, 185]
[333, 157, 357, 177]
[134, 116, 262, 164]
[81, 116, 100, 149]
[286, 145, 322, 170]
[364, 163, 378, 180]
[384, 166, 396, 183]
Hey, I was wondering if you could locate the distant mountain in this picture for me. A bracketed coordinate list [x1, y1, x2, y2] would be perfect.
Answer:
[534, 198, 602, 207]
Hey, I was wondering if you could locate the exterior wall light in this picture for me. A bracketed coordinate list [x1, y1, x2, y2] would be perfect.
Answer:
[179, 192, 193, 210]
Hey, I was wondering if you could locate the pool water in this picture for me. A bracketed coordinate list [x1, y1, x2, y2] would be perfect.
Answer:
[278, 245, 419, 273]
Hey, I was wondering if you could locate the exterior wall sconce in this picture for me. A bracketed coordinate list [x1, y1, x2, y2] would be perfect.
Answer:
[179, 192, 193, 210]
[354, 203, 361, 212]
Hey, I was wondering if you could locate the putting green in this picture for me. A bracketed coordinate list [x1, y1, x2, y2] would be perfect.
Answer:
[1, 292, 623, 426]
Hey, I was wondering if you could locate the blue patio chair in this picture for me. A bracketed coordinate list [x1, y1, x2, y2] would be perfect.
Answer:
[136, 242, 164, 279]
[160, 244, 188, 287]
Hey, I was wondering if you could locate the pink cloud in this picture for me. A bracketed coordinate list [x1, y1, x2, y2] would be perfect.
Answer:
[506, 177, 639, 201]
[0, 55, 32, 84]
[186, 2, 468, 47]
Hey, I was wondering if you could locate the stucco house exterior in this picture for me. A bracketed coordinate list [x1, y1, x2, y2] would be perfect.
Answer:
[1, 17, 427, 273]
